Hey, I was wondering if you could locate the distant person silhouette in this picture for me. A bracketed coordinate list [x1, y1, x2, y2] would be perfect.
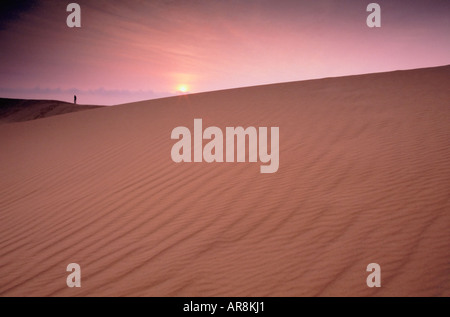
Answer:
[74, 95, 77, 104]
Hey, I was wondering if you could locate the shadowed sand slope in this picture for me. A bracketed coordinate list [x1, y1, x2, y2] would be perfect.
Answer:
[0, 98, 102, 124]
[0, 66, 449, 296]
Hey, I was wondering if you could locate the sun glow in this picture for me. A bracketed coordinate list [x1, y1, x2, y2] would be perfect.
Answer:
[177, 84, 189, 93]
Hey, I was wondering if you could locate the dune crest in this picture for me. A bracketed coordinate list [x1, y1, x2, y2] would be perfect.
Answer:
[0, 98, 102, 124]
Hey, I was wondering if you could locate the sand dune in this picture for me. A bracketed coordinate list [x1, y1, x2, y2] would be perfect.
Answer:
[0, 66, 449, 296]
[0, 98, 102, 124]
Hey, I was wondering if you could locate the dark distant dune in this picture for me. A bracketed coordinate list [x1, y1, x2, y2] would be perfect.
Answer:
[0, 65, 449, 296]
[0, 98, 102, 123]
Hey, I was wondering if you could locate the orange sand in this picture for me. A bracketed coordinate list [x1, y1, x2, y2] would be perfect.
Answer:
[0, 66, 449, 296]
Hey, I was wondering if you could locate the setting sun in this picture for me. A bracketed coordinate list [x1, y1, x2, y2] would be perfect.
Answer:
[177, 84, 189, 93]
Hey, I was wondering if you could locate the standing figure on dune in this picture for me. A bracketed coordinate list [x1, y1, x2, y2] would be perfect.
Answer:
[74, 95, 77, 104]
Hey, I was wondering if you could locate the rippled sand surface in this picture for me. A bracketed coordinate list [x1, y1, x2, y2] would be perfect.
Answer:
[0, 66, 449, 296]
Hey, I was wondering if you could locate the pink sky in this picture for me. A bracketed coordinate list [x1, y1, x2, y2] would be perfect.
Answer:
[0, 0, 449, 105]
